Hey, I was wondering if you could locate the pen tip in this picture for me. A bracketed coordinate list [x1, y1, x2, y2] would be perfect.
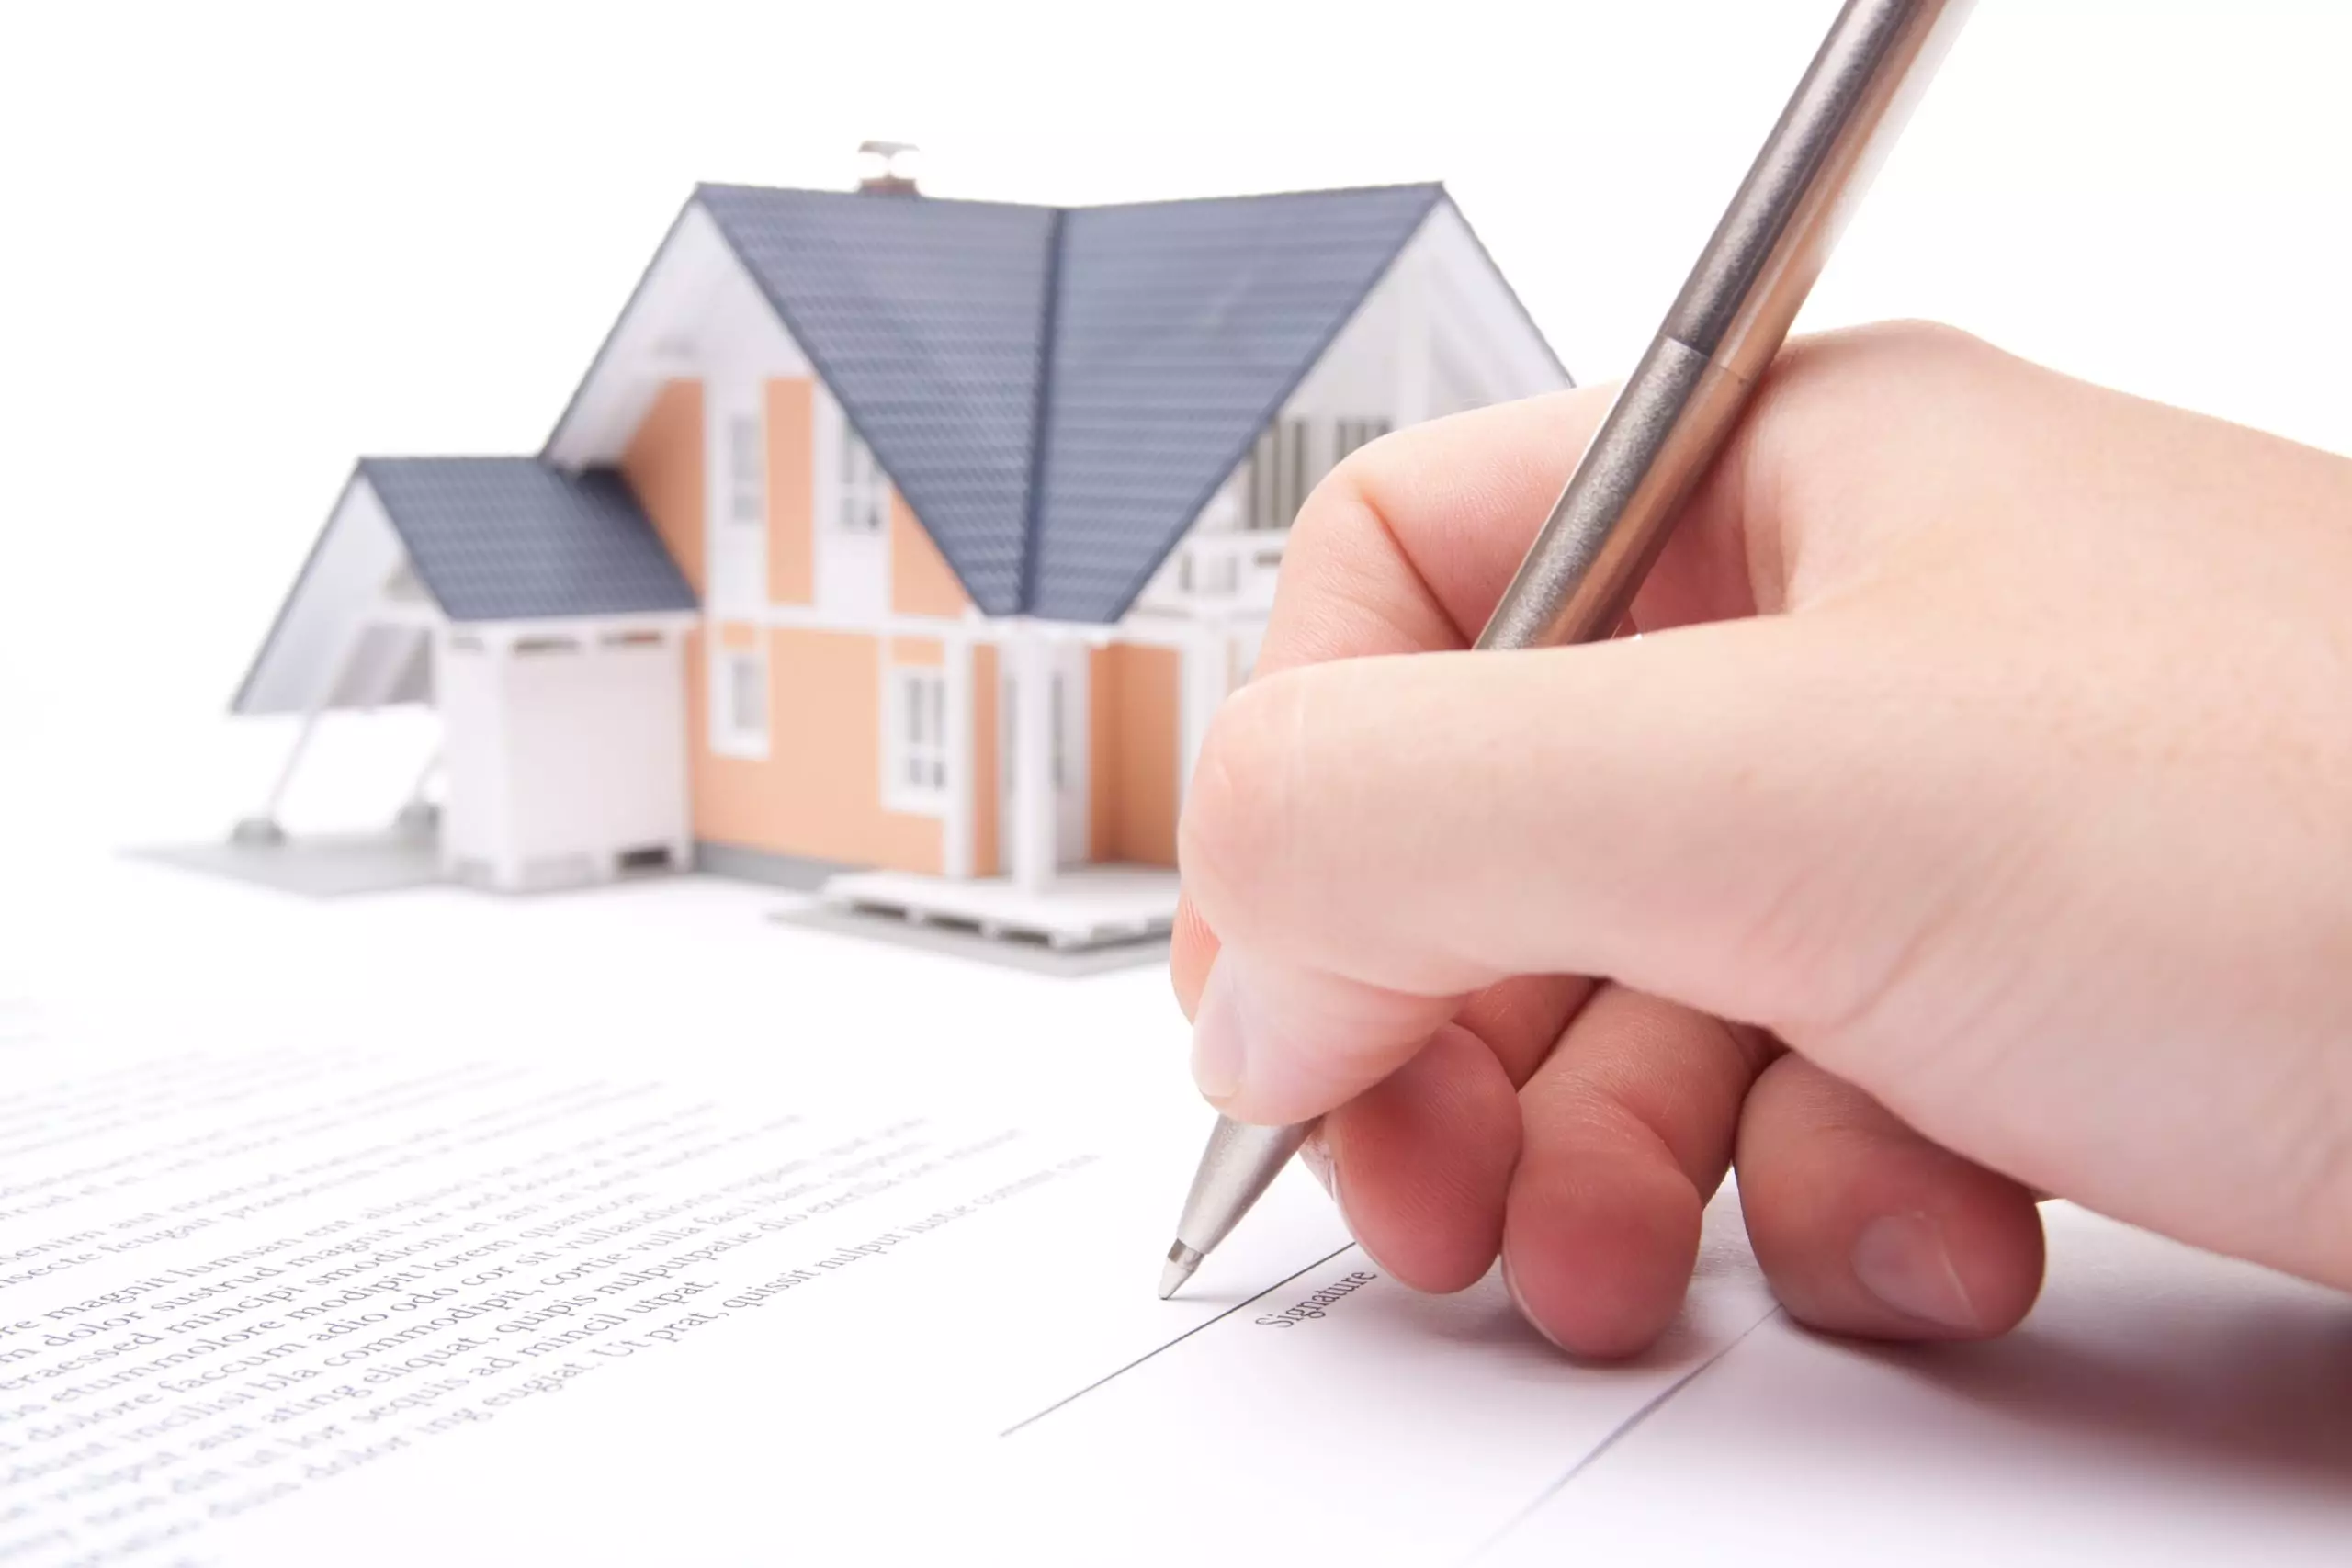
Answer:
[1159, 1241, 1204, 1300]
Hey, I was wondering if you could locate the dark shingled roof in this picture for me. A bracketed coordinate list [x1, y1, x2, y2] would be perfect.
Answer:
[688, 181, 1463, 623]
[695, 186, 1057, 615]
[1032, 185, 1444, 620]
[361, 457, 697, 622]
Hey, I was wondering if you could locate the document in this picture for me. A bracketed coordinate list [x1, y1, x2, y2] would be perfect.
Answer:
[0, 1001, 1776, 1566]
[6, 874, 2346, 1568]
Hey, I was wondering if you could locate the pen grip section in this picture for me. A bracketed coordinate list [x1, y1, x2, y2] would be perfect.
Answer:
[1476, 335, 1752, 654]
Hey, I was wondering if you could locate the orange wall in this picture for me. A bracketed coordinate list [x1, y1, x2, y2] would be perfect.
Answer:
[889, 492, 971, 618]
[622, 378, 705, 594]
[687, 626, 943, 874]
[1089, 642, 1181, 868]
[970, 644, 999, 878]
[888, 637, 943, 666]
[766, 378, 814, 605]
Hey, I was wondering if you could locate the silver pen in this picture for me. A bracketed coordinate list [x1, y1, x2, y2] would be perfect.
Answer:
[1159, 0, 1977, 1301]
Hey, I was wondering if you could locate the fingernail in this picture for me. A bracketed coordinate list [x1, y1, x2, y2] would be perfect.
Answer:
[1190, 955, 1251, 1102]
[1851, 1213, 1981, 1332]
[1500, 1250, 1569, 1353]
[1299, 1132, 1398, 1280]
[1297, 1130, 1335, 1197]
[1326, 1157, 1401, 1279]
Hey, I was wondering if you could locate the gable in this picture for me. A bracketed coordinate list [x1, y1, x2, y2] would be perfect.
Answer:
[541, 180, 1561, 626]
[695, 186, 1057, 615]
[233, 458, 697, 716]
[1028, 184, 1446, 622]
[232, 474, 424, 716]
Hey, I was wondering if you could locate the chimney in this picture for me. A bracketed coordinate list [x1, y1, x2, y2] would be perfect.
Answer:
[855, 140, 922, 196]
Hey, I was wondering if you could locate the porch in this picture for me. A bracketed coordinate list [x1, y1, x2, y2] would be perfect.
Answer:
[818, 863, 1180, 952]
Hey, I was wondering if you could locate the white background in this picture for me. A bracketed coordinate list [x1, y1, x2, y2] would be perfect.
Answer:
[5, 0, 2351, 869]
[4, 10, 2350, 1556]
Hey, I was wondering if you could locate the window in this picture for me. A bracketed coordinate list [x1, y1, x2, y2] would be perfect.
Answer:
[840, 423, 888, 534]
[728, 415, 763, 525]
[1244, 419, 1311, 532]
[1178, 553, 1239, 597]
[886, 666, 948, 811]
[717, 649, 768, 754]
[1335, 416, 1392, 463]
[1239, 417, 1392, 532]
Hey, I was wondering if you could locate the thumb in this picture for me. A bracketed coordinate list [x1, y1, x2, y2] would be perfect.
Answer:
[1179, 602, 1973, 1125]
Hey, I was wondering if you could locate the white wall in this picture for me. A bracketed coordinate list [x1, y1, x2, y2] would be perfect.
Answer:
[1284, 258, 1409, 430]
[438, 629, 691, 890]
[435, 637, 508, 875]
[502, 636, 690, 879]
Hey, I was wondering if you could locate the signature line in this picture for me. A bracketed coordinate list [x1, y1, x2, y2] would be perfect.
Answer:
[999, 1243, 1359, 1437]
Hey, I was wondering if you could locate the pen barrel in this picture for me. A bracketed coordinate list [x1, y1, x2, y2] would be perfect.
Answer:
[1476, 334, 1750, 651]
[1476, 0, 1973, 655]
[1163, 0, 1978, 1295]
[1171, 1118, 1312, 1258]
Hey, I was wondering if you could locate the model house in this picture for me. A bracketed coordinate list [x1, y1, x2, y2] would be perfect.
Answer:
[231, 157, 1567, 945]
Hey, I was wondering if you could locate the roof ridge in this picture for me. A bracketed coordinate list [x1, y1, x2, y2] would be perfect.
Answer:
[1013, 209, 1069, 616]
[1074, 179, 1447, 216]
[358, 454, 545, 468]
[689, 177, 1448, 219]
[692, 180, 1054, 215]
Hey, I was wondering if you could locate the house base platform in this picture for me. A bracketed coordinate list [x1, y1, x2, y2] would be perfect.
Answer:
[818, 865, 1180, 952]
[134, 829, 444, 899]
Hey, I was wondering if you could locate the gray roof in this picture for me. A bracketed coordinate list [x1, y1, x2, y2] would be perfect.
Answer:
[689, 182, 1490, 623]
[362, 457, 696, 622]
[695, 186, 1056, 615]
[1033, 186, 1445, 620]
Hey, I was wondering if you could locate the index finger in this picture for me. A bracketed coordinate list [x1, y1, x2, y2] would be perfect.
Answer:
[1259, 386, 1606, 678]
[1175, 383, 1639, 1017]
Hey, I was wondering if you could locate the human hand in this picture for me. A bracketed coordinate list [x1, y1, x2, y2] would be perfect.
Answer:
[1170, 322, 2352, 1356]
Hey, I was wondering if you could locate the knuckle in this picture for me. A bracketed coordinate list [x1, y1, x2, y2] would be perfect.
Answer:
[1859, 317, 1987, 358]
[1736, 320, 2014, 562]
[1770, 319, 1993, 405]
[1286, 446, 1381, 561]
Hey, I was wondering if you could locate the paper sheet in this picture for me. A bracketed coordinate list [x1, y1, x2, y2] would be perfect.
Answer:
[1488, 1202, 2352, 1567]
[5, 868, 2348, 1568]
[0, 1003, 1775, 1566]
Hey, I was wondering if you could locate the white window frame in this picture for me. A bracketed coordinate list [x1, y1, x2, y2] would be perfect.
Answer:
[727, 413, 764, 526]
[839, 422, 888, 535]
[714, 645, 770, 758]
[883, 664, 950, 814]
[1178, 552, 1240, 597]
